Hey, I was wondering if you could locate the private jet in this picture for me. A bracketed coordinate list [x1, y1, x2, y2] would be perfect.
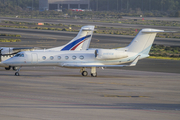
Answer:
[3, 28, 169, 77]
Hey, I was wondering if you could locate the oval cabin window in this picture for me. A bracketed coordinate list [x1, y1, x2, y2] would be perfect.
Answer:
[42, 56, 46, 60]
[58, 56, 61, 60]
[72, 56, 76, 60]
[50, 56, 54, 60]
[79, 55, 84, 60]
[65, 56, 69, 60]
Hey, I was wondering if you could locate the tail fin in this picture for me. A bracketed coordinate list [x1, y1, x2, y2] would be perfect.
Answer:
[126, 28, 164, 54]
[48, 25, 94, 51]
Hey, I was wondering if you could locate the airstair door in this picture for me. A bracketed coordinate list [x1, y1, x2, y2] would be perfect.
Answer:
[31, 53, 38, 64]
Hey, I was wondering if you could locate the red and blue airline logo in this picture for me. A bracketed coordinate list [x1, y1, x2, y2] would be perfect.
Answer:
[61, 35, 91, 51]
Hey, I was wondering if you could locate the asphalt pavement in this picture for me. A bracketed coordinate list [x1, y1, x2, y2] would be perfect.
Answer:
[0, 67, 180, 120]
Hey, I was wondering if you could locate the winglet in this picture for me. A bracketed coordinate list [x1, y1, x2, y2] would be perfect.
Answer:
[129, 55, 140, 66]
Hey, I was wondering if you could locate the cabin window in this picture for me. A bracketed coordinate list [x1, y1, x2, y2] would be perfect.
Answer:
[50, 56, 54, 60]
[65, 56, 69, 60]
[79, 55, 84, 60]
[72, 56, 76, 60]
[58, 56, 61, 60]
[42, 56, 46, 60]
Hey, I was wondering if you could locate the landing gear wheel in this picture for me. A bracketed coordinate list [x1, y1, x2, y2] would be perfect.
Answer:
[91, 73, 97, 77]
[12, 66, 18, 71]
[15, 72, 20, 76]
[5, 66, 11, 70]
[82, 71, 88, 76]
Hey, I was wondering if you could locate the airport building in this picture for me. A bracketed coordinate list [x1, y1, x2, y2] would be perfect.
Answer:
[39, 0, 90, 11]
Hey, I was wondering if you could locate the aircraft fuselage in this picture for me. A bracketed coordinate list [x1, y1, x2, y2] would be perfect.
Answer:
[4, 50, 144, 67]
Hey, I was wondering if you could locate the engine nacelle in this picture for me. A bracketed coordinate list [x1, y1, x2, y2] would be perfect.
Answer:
[0, 47, 14, 55]
[95, 49, 128, 60]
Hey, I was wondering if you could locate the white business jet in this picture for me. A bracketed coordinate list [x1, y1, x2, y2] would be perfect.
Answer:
[3, 28, 168, 77]
[0, 25, 94, 70]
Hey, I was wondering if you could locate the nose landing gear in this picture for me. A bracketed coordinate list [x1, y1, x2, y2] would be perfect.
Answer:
[15, 72, 20, 76]
[15, 66, 22, 76]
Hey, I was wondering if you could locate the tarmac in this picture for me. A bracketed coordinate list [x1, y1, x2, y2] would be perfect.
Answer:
[0, 67, 180, 120]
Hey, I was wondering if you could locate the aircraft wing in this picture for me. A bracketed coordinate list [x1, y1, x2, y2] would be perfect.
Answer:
[13, 47, 37, 51]
[12, 47, 40, 54]
[0, 47, 39, 55]
[61, 55, 140, 68]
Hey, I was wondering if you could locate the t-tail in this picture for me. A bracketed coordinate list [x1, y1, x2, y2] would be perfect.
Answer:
[48, 25, 95, 51]
[126, 28, 166, 55]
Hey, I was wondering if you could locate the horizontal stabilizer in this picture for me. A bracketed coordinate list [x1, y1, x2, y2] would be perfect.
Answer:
[82, 26, 94, 31]
[142, 30, 177, 33]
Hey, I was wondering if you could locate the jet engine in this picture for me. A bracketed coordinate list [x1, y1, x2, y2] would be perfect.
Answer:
[0, 47, 15, 55]
[95, 49, 128, 60]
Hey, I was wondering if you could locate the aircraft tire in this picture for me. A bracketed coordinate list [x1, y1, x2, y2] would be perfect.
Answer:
[82, 71, 88, 76]
[12, 66, 18, 71]
[91, 73, 97, 77]
[15, 72, 20, 76]
[5, 66, 11, 70]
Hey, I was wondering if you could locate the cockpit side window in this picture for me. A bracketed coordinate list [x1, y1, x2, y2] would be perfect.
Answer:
[14, 54, 24, 57]
[14, 54, 20, 57]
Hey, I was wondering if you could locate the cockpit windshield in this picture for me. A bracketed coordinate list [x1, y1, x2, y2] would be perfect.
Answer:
[14, 54, 24, 57]
[19, 54, 24, 57]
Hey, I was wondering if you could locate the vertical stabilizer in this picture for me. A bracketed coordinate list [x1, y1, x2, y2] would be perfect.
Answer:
[126, 29, 164, 54]
[48, 25, 95, 51]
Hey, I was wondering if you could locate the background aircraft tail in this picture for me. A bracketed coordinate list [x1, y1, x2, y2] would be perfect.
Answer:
[49, 25, 95, 51]
[126, 28, 164, 55]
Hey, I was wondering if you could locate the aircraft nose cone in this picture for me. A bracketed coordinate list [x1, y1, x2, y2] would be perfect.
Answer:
[2, 59, 13, 65]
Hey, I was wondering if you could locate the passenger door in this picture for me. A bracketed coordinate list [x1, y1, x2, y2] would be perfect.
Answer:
[31, 53, 38, 64]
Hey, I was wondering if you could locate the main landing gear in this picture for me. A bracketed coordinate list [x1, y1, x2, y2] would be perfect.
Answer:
[82, 71, 88, 76]
[12, 66, 18, 71]
[91, 67, 97, 77]
[5, 66, 11, 70]
[4, 66, 18, 71]
[80, 67, 97, 77]
[15, 66, 22, 76]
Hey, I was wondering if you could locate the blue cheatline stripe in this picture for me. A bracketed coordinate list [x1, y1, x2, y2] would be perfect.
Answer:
[61, 35, 91, 51]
